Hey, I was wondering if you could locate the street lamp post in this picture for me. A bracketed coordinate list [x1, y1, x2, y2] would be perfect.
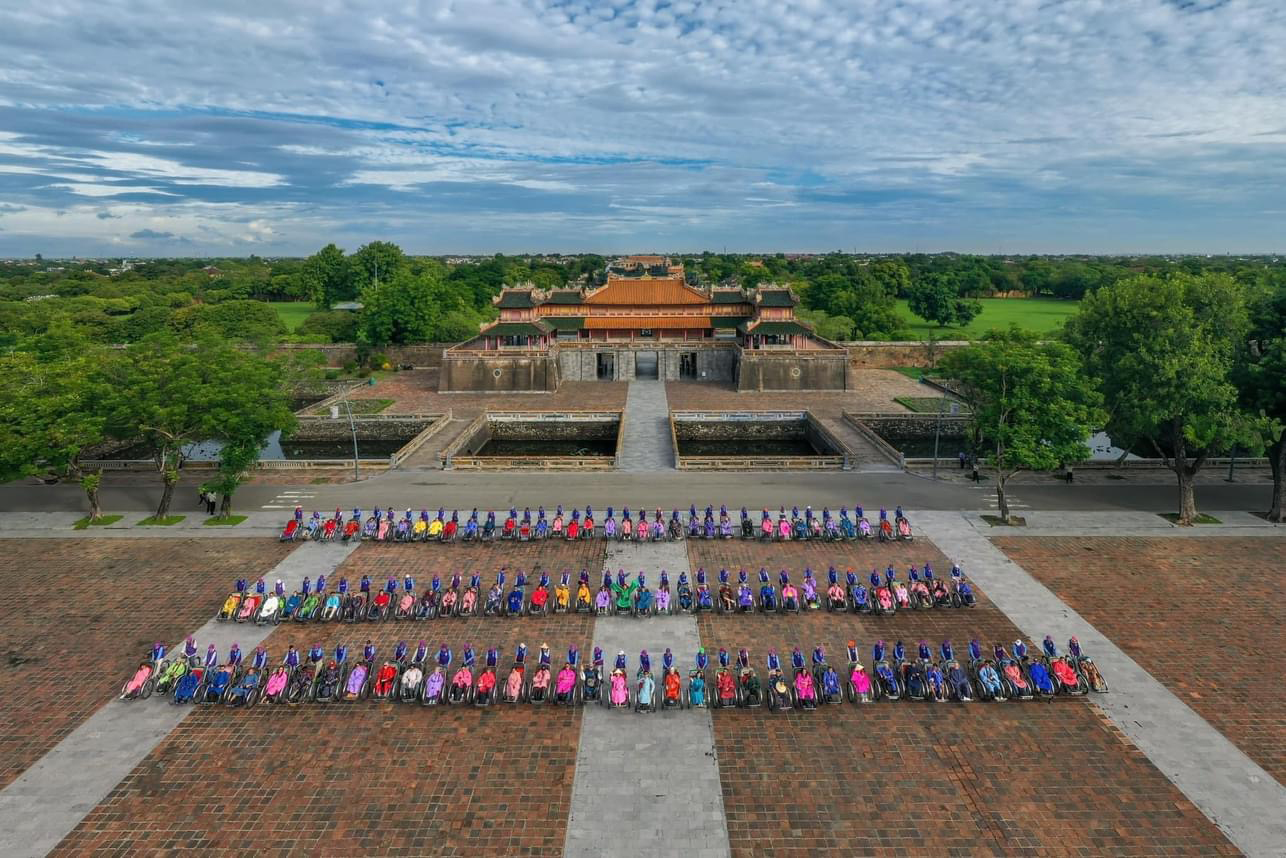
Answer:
[341, 393, 359, 481]
[931, 391, 945, 480]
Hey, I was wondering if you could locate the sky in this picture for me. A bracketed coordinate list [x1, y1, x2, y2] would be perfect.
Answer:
[0, 0, 1284, 256]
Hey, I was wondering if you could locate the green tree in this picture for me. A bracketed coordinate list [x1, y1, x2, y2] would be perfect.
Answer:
[359, 267, 472, 346]
[301, 243, 355, 307]
[298, 310, 358, 343]
[1065, 273, 1257, 525]
[869, 258, 911, 297]
[1235, 282, 1286, 521]
[201, 438, 261, 518]
[832, 281, 904, 340]
[105, 334, 295, 520]
[940, 329, 1104, 523]
[170, 300, 286, 344]
[350, 241, 408, 293]
[907, 273, 981, 327]
[0, 350, 115, 519]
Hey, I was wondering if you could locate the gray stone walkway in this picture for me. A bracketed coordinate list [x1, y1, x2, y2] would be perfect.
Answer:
[0, 541, 358, 858]
[617, 381, 674, 472]
[565, 540, 730, 858]
[915, 511, 1286, 858]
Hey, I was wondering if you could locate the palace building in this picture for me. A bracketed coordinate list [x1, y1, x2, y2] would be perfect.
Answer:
[440, 256, 848, 392]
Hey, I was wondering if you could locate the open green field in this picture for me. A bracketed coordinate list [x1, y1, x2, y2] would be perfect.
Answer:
[894, 297, 1079, 340]
[270, 301, 314, 332]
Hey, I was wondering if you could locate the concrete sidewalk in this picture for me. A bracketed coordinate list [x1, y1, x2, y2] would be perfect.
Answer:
[917, 511, 1286, 858]
[0, 541, 358, 858]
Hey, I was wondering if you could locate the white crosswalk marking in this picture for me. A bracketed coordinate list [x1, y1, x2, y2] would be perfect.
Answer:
[262, 491, 316, 510]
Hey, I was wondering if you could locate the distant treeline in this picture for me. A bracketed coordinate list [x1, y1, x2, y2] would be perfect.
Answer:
[2, 248, 1284, 348]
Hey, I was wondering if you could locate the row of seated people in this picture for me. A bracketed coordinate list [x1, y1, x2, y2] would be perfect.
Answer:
[126, 633, 1108, 708]
[280, 504, 916, 543]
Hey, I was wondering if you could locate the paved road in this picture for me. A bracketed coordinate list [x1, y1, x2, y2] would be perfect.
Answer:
[0, 469, 1272, 515]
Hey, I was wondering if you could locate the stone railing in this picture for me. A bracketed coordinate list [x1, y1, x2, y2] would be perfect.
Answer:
[388, 411, 453, 469]
[841, 413, 905, 468]
[439, 410, 624, 470]
[670, 410, 847, 471]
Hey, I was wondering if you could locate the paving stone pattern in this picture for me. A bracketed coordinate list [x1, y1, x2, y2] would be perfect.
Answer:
[995, 535, 1286, 784]
[0, 538, 296, 791]
[0, 542, 350, 858]
[919, 512, 1283, 858]
[710, 702, 1237, 858]
[617, 380, 674, 472]
[567, 539, 730, 858]
[666, 372, 927, 414]
[694, 534, 1239, 857]
[55, 543, 600, 857]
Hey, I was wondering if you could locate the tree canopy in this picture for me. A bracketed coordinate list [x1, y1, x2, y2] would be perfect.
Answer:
[1235, 279, 1286, 521]
[1064, 272, 1257, 524]
[104, 334, 296, 519]
[939, 328, 1103, 522]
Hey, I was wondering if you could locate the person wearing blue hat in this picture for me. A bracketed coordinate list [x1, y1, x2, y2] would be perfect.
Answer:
[688, 648, 708, 707]
[556, 647, 579, 704]
[636, 650, 656, 711]
[758, 569, 777, 612]
[475, 648, 498, 705]
[450, 645, 475, 703]
[609, 651, 630, 707]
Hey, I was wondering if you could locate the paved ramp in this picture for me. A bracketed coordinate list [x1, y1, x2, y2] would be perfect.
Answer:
[617, 381, 674, 471]
[565, 540, 730, 858]
[916, 511, 1286, 858]
[0, 542, 359, 858]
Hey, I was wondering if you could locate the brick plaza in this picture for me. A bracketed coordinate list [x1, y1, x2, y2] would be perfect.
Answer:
[2, 524, 1280, 855]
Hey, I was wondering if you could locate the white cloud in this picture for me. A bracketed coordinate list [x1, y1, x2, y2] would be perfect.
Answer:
[1, 0, 1284, 251]
[49, 182, 178, 197]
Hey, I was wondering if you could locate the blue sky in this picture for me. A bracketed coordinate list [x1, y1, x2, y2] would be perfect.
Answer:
[0, 0, 1283, 256]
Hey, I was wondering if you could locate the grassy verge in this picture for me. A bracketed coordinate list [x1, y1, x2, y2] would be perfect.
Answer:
[203, 514, 248, 526]
[72, 514, 123, 530]
[894, 297, 1079, 340]
[1159, 513, 1222, 525]
[270, 301, 315, 332]
[888, 366, 924, 380]
[136, 515, 186, 526]
[981, 514, 1027, 527]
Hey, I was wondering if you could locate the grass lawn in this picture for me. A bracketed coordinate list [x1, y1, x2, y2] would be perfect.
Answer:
[72, 514, 123, 529]
[310, 398, 393, 416]
[1159, 512, 1222, 525]
[136, 515, 185, 526]
[271, 301, 315, 332]
[894, 297, 1079, 340]
[203, 514, 248, 526]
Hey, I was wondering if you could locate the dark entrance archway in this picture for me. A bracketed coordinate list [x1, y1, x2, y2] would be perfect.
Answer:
[635, 350, 659, 379]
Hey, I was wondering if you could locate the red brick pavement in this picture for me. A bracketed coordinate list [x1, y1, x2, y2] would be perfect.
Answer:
[54, 542, 600, 857]
[710, 703, 1236, 857]
[995, 535, 1286, 785]
[346, 370, 628, 417]
[0, 539, 296, 791]
[667, 371, 924, 415]
[694, 537, 1237, 856]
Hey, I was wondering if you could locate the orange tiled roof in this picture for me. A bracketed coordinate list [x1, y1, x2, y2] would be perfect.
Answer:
[582, 315, 712, 329]
[585, 276, 709, 305]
